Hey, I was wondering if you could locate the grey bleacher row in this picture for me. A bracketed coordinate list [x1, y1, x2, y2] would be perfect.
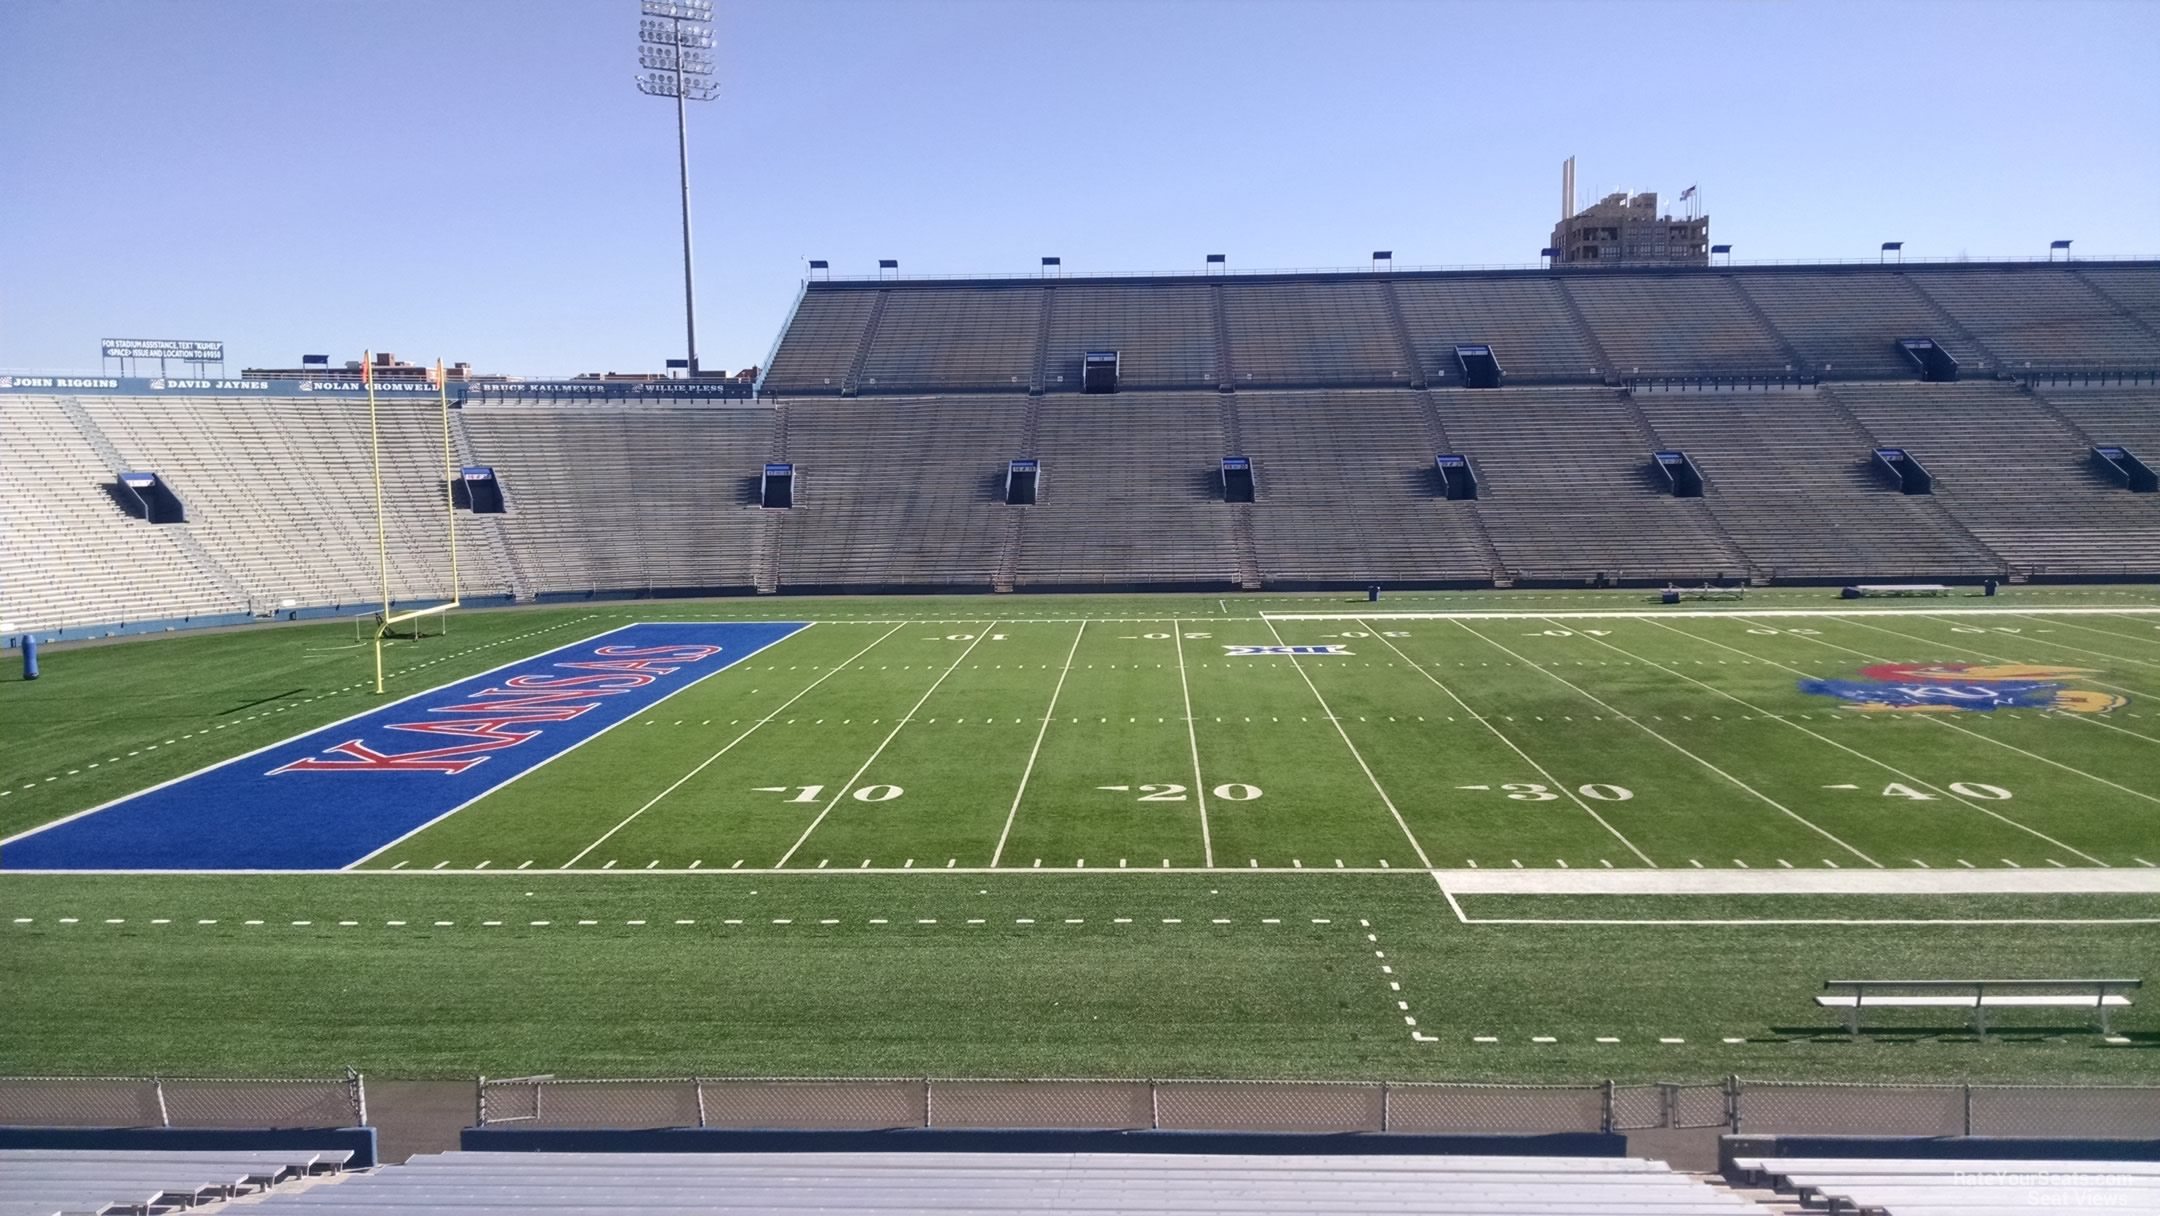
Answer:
[1728, 1154, 2160, 1216]
[10, 379, 2160, 633]
[761, 261, 2160, 396]
[234, 1150, 1775, 1214]
[0, 1146, 345, 1216]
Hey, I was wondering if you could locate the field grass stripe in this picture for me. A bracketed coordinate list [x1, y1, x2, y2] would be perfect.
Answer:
[1641, 619, 2112, 866]
[1996, 614, 2160, 672]
[1171, 618, 1215, 868]
[560, 622, 908, 868]
[1358, 619, 1655, 867]
[990, 620, 1088, 868]
[774, 621, 1002, 869]
[2026, 612, 2160, 655]
[1465, 619, 1883, 868]
[1259, 618, 1434, 870]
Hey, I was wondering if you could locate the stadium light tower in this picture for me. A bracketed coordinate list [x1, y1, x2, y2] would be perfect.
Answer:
[636, 0, 719, 377]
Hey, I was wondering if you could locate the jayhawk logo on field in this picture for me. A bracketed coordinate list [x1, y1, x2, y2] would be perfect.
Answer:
[1799, 662, 2125, 715]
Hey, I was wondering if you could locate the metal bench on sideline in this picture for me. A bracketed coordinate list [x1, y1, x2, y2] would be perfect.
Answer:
[1840, 582, 1952, 598]
[1816, 978, 2141, 1036]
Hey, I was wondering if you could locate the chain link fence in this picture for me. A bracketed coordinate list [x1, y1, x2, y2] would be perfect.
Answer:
[6, 1073, 2150, 1137]
[477, 1077, 1661, 1133]
[0, 1072, 367, 1128]
[476, 1076, 2160, 1137]
[1733, 1080, 2160, 1138]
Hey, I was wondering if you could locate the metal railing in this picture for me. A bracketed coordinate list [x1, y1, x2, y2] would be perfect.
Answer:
[0, 1071, 367, 1128]
[805, 253, 2160, 284]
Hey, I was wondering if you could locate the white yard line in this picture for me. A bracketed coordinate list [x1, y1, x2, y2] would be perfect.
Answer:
[1456, 619, 1882, 868]
[1171, 617, 1215, 868]
[1629, 618, 2110, 866]
[990, 620, 1088, 867]
[1492, 868, 2160, 900]
[774, 621, 1001, 869]
[1355, 618, 1654, 867]
[1260, 618, 1434, 870]
[1435, 864, 2160, 924]
[563, 623, 905, 868]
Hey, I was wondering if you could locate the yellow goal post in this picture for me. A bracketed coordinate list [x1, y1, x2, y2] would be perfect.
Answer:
[367, 354, 461, 693]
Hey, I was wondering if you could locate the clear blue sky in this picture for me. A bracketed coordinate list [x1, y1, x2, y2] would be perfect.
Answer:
[3, 0, 2154, 377]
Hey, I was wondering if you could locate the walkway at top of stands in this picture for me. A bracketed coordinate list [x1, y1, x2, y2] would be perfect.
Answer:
[801, 254, 2160, 291]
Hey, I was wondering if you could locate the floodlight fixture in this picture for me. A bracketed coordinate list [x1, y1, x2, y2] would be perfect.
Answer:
[2049, 239, 2073, 262]
[1711, 243, 1732, 266]
[635, 0, 720, 375]
[1879, 241, 1904, 264]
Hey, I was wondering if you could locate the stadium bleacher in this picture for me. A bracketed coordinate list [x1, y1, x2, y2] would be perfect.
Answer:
[773, 396, 1023, 589]
[8, 260, 2160, 635]
[1562, 273, 1799, 378]
[1829, 381, 2160, 576]
[1728, 1153, 2160, 1215]
[462, 402, 769, 597]
[0, 396, 248, 631]
[0, 1146, 343, 1215]
[1633, 389, 2003, 579]
[1436, 387, 1745, 581]
[217, 1149, 1774, 1214]
[1905, 268, 2160, 370]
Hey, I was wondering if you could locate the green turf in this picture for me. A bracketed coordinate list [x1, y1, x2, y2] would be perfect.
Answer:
[2, 875, 2154, 1081]
[6, 587, 2160, 1083]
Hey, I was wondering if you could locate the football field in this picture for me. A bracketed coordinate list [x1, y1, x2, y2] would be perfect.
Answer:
[6, 588, 2160, 1084]
[356, 596, 2160, 873]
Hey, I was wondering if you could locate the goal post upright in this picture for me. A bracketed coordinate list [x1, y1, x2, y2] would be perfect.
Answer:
[368, 352, 389, 694]
[368, 356, 464, 695]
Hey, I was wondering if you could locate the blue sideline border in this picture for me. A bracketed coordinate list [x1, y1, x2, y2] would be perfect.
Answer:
[461, 1126, 1625, 1157]
[0, 621, 806, 871]
[1721, 1134, 2160, 1171]
[0, 1126, 378, 1169]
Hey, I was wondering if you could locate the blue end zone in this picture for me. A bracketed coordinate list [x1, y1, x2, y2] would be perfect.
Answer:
[0, 622, 805, 871]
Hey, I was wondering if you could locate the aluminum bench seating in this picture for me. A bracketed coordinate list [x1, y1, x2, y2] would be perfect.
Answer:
[1240, 391, 1491, 582]
[1830, 381, 2160, 574]
[759, 289, 879, 395]
[772, 396, 1022, 588]
[1017, 394, 1237, 585]
[1221, 280, 1409, 387]
[856, 287, 1041, 393]
[1913, 269, 2160, 369]
[1732, 272, 1979, 379]
[1436, 388, 1742, 580]
[1393, 277, 1602, 384]
[240, 1150, 1762, 1214]
[1731, 1155, 2160, 1186]
[1042, 283, 1219, 391]
[1815, 977, 2139, 1035]
[1564, 275, 1794, 377]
